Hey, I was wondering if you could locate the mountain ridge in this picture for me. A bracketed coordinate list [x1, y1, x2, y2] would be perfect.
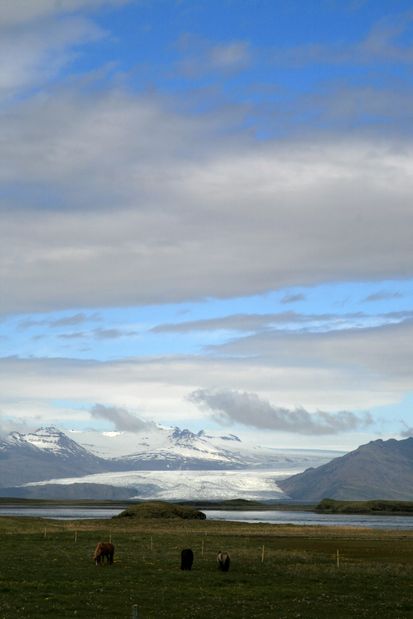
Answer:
[0, 426, 110, 487]
[278, 436, 413, 501]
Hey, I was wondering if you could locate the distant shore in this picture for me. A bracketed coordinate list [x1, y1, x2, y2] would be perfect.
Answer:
[1, 496, 412, 516]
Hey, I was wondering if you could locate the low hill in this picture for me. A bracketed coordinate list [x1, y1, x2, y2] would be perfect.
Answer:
[278, 437, 413, 501]
[113, 501, 206, 520]
[316, 498, 413, 514]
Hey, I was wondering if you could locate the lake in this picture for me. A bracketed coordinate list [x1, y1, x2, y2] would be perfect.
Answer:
[0, 506, 413, 529]
[0, 506, 121, 520]
[203, 509, 413, 530]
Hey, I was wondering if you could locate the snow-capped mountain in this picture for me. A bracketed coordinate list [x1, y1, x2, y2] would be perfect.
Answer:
[0, 425, 341, 500]
[0, 426, 111, 487]
[112, 427, 246, 469]
[70, 425, 339, 471]
[70, 426, 245, 464]
[9, 426, 96, 459]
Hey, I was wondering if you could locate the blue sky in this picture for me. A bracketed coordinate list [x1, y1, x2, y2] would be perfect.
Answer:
[1, 0, 413, 450]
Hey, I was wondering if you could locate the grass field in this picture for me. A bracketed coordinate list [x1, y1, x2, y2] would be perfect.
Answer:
[0, 515, 412, 618]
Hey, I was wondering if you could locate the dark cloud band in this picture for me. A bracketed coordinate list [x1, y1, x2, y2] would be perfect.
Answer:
[189, 388, 372, 435]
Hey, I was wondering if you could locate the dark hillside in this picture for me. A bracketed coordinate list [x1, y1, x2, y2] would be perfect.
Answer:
[278, 437, 413, 501]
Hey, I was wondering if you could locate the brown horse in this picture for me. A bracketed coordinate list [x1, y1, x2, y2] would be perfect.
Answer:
[217, 551, 230, 572]
[93, 542, 115, 566]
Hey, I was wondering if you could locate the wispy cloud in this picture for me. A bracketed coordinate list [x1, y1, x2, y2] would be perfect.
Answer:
[151, 312, 307, 334]
[280, 293, 306, 305]
[271, 10, 413, 66]
[176, 35, 251, 76]
[151, 309, 411, 336]
[58, 331, 86, 340]
[363, 290, 403, 303]
[19, 312, 101, 329]
[93, 328, 138, 340]
[189, 388, 372, 435]
[57, 327, 138, 340]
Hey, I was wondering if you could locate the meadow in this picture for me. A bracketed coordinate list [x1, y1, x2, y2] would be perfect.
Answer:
[0, 515, 412, 618]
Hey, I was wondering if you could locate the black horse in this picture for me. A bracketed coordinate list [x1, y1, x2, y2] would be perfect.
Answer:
[181, 548, 194, 570]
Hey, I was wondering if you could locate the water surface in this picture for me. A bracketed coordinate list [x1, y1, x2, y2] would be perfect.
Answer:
[203, 509, 413, 530]
[1, 506, 412, 529]
[0, 506, 122, 520]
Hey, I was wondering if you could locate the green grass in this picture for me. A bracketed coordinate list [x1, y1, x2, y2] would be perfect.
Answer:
[0, 516, 412, 618]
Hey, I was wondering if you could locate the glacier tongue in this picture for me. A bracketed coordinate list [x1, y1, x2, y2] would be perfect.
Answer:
[25, 469, 295, 501]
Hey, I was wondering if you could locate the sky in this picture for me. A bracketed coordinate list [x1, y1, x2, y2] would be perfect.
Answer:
[1, 0, 413, 451]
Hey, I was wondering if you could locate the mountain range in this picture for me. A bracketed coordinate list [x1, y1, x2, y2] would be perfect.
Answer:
[2, 426, 411, 501]
[0, 425, 337, 500]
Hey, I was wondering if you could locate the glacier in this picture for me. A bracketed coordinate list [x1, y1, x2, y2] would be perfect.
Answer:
[24, 468, 292, 501]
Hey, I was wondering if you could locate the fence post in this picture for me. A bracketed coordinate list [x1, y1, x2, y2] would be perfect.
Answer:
[336, 549, 340, 568]
[131, 604, 139, 618]
[261, 545, 265, 563]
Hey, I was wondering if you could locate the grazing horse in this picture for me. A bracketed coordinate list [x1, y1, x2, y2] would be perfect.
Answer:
[217, 551, 230, 572]
[93, 542, 115, 566]
[180, 548, 194, 570]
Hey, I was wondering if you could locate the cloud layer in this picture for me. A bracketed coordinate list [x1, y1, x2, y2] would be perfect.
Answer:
[2, 96, 413, 316]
